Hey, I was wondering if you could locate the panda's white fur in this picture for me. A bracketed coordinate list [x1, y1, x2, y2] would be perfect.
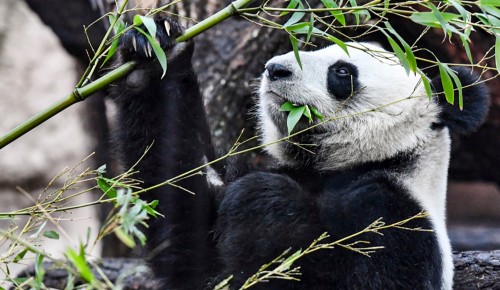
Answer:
[258, 42, 453, 289]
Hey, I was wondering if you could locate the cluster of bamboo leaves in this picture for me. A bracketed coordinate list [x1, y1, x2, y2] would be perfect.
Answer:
[245, 0, 499, 133]
[280, 101, 325, 134]
[0, 157, 160, 289]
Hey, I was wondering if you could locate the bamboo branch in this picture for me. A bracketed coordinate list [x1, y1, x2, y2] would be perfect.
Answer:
[0, 0, 255, 150]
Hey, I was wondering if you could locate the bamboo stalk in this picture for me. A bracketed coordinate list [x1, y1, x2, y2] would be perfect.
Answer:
[0, 0, 254, 150]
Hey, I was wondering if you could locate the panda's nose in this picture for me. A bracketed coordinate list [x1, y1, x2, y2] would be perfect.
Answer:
[265, 63, 293, 81]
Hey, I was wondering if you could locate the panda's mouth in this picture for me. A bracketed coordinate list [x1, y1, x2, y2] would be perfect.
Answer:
[266, 91, 286, 104]
[266, 91, 307, 108]
[264, 91, 327, 136]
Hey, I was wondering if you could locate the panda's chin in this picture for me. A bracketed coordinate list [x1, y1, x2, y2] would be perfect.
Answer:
[266, 106, 289, 135]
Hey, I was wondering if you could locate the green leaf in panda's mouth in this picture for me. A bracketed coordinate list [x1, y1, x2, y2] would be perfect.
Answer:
[279, 101, 325, 135]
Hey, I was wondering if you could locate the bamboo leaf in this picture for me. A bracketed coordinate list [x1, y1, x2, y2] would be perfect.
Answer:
[142, 200, 160, 218]
[31, 220, 47, 238]
[349, 0, 361, 25]
[447, 0, 469, 22]
[133, 14, 142, 26]
[303, 105, 313, 123]
[445, 66, 464, 110]
[310, 106, 325, 120]
[96, 164, 107, 175]
[381, 0, 390, 18]
[347, 0, 371, 24]
[479, 0, 500, 18]
[108, 14, 117, 27]
[135, 27, 168, 78]
[476, 13, 492, 26]
[97, 177, 118, 199]
[420, 73, 433, 100]
[287, 106, 306, 134]
[403, 45, 417, 74]
[43, 230, 60, 240]
[306, 13, 314, 43]
[286, 24, 324, 35]
[289, 35, 303, 70]
[10, 278, 28, 286]
[280, 101, 295, 111]
[214, 275, 233, 290]
[380, 28, 411, 75]
[460, 35, 473, 65]
[67, 247, 95, 284]
[13, 249, 29, 263]
[281, 0, 300, 16]
[428, 3, 451, 37]
[321, 0, 346, 26]
[284, 22, 310, 32]
[134, 15, 157, 38]
[140, 15, 156, 37]
[65, 273, 76, 290]
[280, 249, 302, 271]
[148, 39, 167, 74]
[438, 63, 455, 104]
[354, 9, 371, 23]
[480, 0, 500, 9]
[410, 12, 460, 28]
[115, 227, 136, 248]
[388, 38, 410, 74]
[385, 22, 417, 74]
[283, 1, 305, 27]
[35, 253, 45, 286]
[326, 35, 349, 56]
[482, 5, 500, 19]
[102, 17, 125, 67]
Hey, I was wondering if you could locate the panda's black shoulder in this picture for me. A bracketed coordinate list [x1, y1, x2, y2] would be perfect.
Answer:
[432, 67, 490, 134]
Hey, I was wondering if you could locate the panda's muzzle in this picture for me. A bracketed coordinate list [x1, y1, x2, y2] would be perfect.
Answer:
[265, 63, 293, 81]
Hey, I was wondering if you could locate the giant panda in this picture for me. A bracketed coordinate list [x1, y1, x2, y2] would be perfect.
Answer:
[109, 17, 489, 290]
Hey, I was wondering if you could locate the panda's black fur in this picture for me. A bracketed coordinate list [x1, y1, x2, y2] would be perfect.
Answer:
[109, 17, 489, 290]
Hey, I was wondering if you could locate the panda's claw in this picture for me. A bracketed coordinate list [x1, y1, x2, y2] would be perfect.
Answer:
[143, 43, 149, 57]
[132, 36, 137, 52]
[164, 20, 171, 36]
[148, 42, 153, 57]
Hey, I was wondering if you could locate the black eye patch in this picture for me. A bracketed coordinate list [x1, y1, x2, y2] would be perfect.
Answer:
[327, 61, 360, 101]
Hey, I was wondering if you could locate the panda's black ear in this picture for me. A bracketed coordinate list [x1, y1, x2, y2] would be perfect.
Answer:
[432, 67, 490, 134]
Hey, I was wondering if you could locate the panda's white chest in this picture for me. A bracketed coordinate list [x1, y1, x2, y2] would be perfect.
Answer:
[399, 128, 453, 290]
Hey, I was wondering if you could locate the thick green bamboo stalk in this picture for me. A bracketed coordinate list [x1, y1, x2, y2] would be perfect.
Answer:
[0, 0, 254, 150]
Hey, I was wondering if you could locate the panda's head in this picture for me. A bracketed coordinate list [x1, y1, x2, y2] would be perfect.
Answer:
[257, 42, 489, 169]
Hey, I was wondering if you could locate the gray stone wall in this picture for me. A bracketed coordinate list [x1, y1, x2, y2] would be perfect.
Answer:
[0, 0, 100, 279]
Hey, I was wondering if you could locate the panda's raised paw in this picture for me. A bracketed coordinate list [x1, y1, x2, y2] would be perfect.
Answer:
[118, 16, 187, 61]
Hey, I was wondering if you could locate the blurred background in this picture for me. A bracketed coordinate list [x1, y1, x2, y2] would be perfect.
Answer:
[0, 0, 498, 275]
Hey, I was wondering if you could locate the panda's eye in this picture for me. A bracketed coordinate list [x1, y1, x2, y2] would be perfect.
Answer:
[336, 67, 350, 77]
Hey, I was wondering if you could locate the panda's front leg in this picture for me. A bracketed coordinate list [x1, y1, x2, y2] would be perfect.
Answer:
[216, 172, 324, 288]
[109, 17, 217, 289]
